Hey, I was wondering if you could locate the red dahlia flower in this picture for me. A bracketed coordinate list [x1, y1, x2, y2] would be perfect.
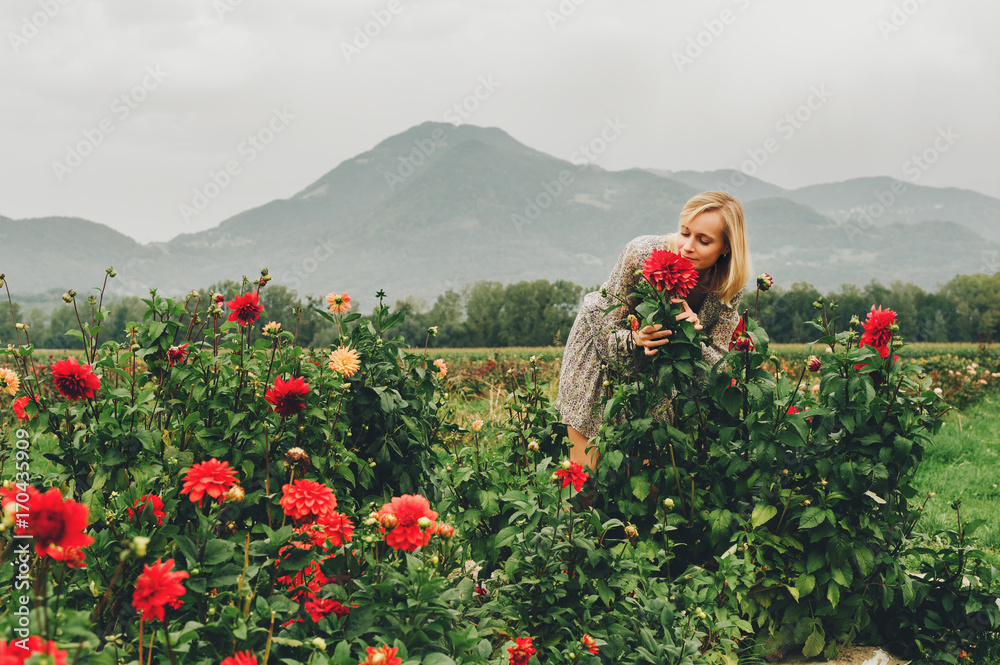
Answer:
[807, 355, 821, 372]
[628, 314, 640, 331]
[860, 305, 897, 359]
[304, 598, 354, 622]
[507, 637, 536, 665]
[378, 494, 438, 552]
[280, 479, 338, 523]
[127, 494, 166, 525]
[220, 652, 257, 665]
[132, 558, 188, 622]
[361, 646, 401, 665]
[180, 459, 237, 508]
[642, 249, 699, 298]
[277, 559, 334, 603]
[729, 318, 754, 352]
[264, 376, 310, 417]
[554, 461, 589, 493]
[0, 636, 69, 665]
[581, 634, 600, 655]
[13, 395, 40, 421]
[50, 356, 101, 400]
[296, 511, 355, 548]
[226, 290, 263, 327]
[45, 545, 87, 568]
[786, 405, 799, 414]
[24, 488, 95, 556]
[167, 343, 189, 367]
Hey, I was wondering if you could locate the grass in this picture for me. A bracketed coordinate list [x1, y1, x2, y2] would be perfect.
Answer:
[912, 395, 1000, 662]
[913, 395, 1000, 555]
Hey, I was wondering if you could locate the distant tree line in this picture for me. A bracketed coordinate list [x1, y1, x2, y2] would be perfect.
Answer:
[3, 273, 998, 350]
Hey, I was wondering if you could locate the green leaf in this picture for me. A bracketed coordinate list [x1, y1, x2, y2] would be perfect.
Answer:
[831, 565, 853, 587]
[827, 583, 840, 609]
[798, 507, 825, 529]
[802, 627, 825, 658]
[630, 476, 651, 502]
[596, 579, 614, 607]
[174, 536, 198, 563]
[421, 655, 456, 665]
[204, 539, 236, 565]
[795, 574, 816, 598]
[751, 503, 778, 529]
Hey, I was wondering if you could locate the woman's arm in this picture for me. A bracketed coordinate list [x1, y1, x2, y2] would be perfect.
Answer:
[587, 236, 660, 363]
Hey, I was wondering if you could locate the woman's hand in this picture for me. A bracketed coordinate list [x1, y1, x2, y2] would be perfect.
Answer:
[673, 298, 703, 330]
[631, 300, 702, 356]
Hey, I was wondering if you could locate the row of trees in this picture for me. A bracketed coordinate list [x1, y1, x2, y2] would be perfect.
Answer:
[3, 272, 998, 350]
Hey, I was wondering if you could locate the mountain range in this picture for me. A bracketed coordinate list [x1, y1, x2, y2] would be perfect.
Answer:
[1, 122, 998, 310]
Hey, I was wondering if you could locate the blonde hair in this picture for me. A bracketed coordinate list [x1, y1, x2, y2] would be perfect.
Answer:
[665, 191, 750, 305]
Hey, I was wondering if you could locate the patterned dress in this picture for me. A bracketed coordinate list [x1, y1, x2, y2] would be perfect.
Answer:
[554, 235, 743, 439]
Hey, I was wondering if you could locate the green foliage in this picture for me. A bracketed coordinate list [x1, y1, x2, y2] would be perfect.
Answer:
[593, 287, 1000, 661]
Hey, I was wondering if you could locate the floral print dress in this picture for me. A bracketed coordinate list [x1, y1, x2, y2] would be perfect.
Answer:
[554, 235, 743, 439]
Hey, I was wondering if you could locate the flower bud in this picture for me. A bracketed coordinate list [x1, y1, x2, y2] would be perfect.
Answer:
[437, 523, 455, 539]
[417, 516, 432, 529]
[471, 419, 483, 432]
[68, 289, 77, 298]
[551, 472, 561, 482]
[527, 440, 539, 452]
[427, 554, 440, 565]
[261, 268, 269, 276]
[15, 322, 27, 331]
[756, 273, 773, 292]
[62, 293, 73, 303]
[132, 536, 150, 557]
[311, 638, 326, 652]
[663, 498, 674, 510]
[807, 356, 821, 372]
[381, 514, 398, 529]
[427, 326, 438, 336]
[850, 315, 860, 327]
[561, 459, 572, 469]
[694, 607, 707, 620]
[933, 387, 943, 395]
[285, 446, 310, 472]
[624, 524, 638, 538]
[226, 485, 245, 502]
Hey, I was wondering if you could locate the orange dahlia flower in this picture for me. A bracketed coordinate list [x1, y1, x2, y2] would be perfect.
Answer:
[180, 459, 237, 508]
[325, 291, 351, 313]
[328, 347, 361, 377]
[378, 494, 438, 552]
[280, 479, 338, 523]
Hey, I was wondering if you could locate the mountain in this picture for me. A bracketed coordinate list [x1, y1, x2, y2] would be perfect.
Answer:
[647, 169, 999, 243]
[2, 123, 998, 308]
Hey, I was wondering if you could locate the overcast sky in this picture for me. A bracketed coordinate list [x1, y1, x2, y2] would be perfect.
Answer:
[1, 0, 997, 243]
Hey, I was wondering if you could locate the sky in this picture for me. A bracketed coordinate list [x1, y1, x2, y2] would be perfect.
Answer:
[1, 0, 997, 244]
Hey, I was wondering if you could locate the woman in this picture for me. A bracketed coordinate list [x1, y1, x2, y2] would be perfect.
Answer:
[554, 191, 751, 469]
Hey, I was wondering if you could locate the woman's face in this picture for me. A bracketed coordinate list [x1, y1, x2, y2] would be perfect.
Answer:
[677, 210, 729, 274]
